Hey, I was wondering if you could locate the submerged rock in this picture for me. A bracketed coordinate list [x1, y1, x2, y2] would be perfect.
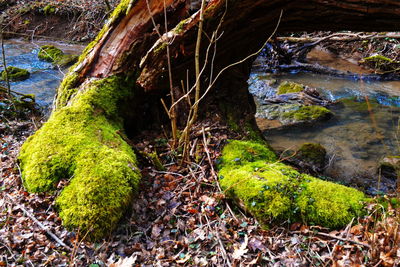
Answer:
[297, 143, 327, 171]
[282, 105, 332, 123]
[1, 66, 30, 81]
[256, 103, 332, 128]
[379, 156, 400, 180]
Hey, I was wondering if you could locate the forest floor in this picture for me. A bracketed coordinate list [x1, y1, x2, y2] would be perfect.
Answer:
[1, 1, 400, 266]
[1, 93, 399, 266]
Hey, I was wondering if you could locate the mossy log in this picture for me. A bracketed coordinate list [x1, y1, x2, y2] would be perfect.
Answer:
[19, 0, 400, 239]
[218, 140, 367, 228]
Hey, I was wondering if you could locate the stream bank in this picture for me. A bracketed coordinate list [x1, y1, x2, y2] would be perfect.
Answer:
[1, 0, 118, 42]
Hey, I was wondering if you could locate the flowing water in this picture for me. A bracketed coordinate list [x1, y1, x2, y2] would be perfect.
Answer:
[0, 39, 84, 108]
[249, 72, 400, 193]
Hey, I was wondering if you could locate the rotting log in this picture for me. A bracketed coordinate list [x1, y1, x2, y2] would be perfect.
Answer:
[19, 0, 400, 239]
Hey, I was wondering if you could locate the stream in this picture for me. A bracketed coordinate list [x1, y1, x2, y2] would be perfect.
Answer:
[0, 39, 84, 109]
[249, 71, 400, 193]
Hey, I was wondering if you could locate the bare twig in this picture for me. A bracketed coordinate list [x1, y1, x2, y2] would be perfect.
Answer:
[1, 32, 11, 95]
[5, 196, 72, 251]
[292, 230, 371, 249]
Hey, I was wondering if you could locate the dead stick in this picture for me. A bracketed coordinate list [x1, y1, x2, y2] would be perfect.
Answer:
[201, 127, 239, 222]
[292, 230, 371, 249]
[6, 196, 72, 251]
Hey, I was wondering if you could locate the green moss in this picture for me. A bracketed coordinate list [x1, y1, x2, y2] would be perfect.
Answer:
[55, 0, 134, 109]
[38, 45, 64, 63]
[282, 105, 332, 122]
[153, 42, 168, 55]
[56, 73, 79, 108]
[174, 18, 189, 34]
[1, 66, 30, 81]
[219, 140, 367, 228]
[297, 143, 326, 166]
[362, 54, 394, 63]
[56, 54, 79, 68]
[19, 75, 140, 239]
[38, 45, 78, 67]
[219, 140, 277, 168]
[43, 4, 55, 15]
[277, 81, 304, 95]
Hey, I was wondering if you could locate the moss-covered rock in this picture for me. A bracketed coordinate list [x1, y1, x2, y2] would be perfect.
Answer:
[56, 54, 79, 68]
[282, 105, 332, 122]
[218, 140, 367, 228]
[19, 75, 140, 239]
[297, 143, 326, 167]
[1, 66, 30, 81]
[38, 45, 78, 67]
[277, 81, 304, 95]
[38, 45, 64, 62]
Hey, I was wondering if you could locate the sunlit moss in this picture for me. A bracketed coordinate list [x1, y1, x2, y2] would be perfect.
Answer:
[56, 0, 135, 109]
[219, 140, 367, 228]
[277, 81, 304, 95]
[38, 45, 64, 62]
[19, 76, 140, 239]
[362, 54, 393, 63]
[282, 105, 332, 122]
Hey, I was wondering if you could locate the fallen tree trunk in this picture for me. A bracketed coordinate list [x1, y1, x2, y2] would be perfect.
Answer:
[19, 0, 400, 238]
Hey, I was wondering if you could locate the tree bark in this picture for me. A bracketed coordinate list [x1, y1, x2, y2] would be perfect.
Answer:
[19, 0, 400, 239]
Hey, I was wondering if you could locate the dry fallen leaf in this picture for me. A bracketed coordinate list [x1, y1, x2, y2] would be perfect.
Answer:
[232, 234, 249, 260]
[109, 255, 137, 267]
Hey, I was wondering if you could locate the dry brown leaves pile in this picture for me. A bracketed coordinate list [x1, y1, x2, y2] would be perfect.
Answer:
[1, 115, 400, 266]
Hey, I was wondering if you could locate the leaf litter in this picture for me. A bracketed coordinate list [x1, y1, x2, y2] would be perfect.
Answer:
[0, 108, 399, 266]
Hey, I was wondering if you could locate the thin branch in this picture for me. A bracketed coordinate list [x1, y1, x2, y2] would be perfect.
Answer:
[1, 32, 11, 95]
[192, 10, 284, 108]
[5, 196, 72, 251]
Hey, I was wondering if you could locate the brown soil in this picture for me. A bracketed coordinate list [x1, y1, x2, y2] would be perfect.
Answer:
[1, 0, 118, 42]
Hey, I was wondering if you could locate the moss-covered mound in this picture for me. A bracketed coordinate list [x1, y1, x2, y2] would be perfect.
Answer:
[277, 81, 304, 95]
[38, 45, 64, 62]
[19, 76, 140, 239]
[218, 140, 367, 228]
[1, 66, 30, 81]
[282, 105, 332, 122]
[38, 45, 78, 67]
